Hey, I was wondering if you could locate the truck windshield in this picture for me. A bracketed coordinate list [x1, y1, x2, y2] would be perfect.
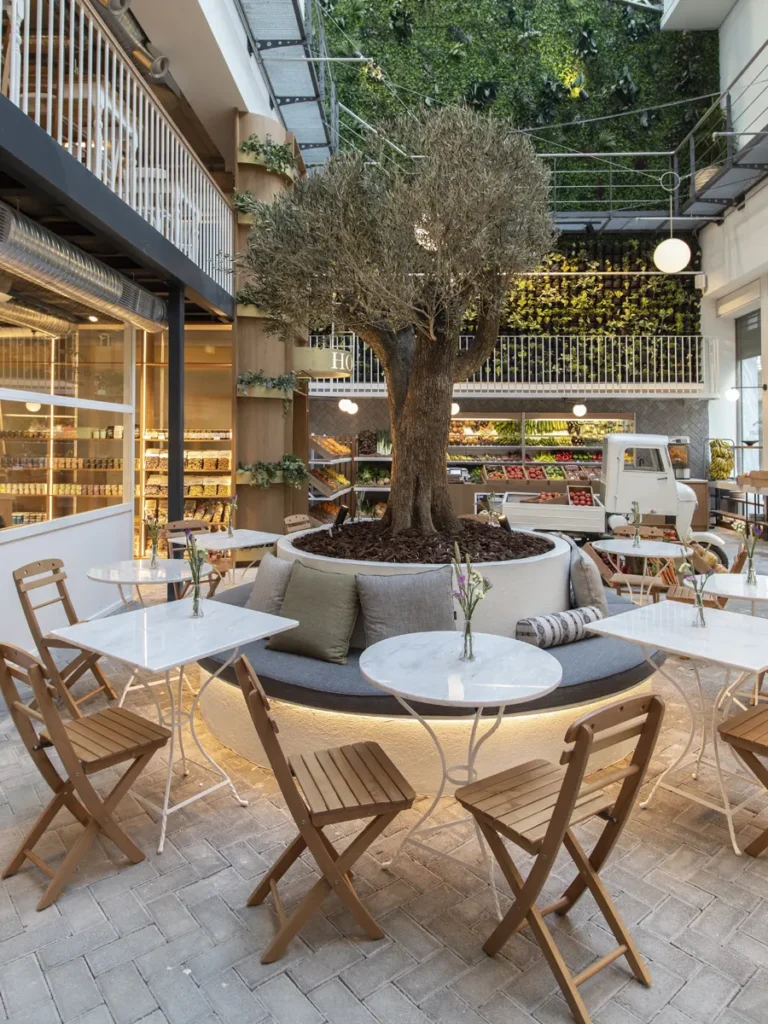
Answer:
[623, 447, 664, 472]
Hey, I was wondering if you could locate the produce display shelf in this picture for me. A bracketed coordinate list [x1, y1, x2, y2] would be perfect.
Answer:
[448, 444, 521, 450]
[354, 485, 391, 492]
[308, 457, 352, 466]
[309, 486, 352, 502]
[525, 445, 604, 450]
[354, 456, 393, 462]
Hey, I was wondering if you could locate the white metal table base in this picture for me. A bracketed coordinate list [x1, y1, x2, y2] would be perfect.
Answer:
[132, 647, 248, 852]
[639, 642, 760, 855]
[382, 697, 507, 918]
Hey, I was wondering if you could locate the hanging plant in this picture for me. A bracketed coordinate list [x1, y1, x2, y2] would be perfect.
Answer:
[237, 370, 298, 414]
[239, 134, 296, 176]
[574, 24, 597, 59]
[232, 189, 260, 216]
[239, 454, 309, 489]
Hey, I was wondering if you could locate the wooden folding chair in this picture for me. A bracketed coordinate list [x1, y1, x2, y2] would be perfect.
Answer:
[164, 519, 224, 598]
[0, 644, 170, 910]
[667, 548, 747, 609]
[718, 705, 768, 858]
[235, 656, 415, 963]
[284, 514, 313, 534]
[582, 543, 665, 602]
[14, 559, 117, 719]
[457, 694, 665, 1024]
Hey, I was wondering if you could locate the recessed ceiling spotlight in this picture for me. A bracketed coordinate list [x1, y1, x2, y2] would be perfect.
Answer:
[572, 403, 587, 418]
[88, 315, 99, 323]
[25, 402, 42, 413]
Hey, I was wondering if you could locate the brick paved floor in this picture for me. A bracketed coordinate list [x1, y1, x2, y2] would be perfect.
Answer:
[2, 540, 768, 1023]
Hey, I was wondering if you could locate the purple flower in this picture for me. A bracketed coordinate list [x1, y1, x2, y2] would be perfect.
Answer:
[184, 529, 192, 538]
[456, 573, 467, 586]
[483, 578, 492, 590]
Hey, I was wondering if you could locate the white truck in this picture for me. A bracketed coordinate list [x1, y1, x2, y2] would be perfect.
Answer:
[501, 433, 728, 564]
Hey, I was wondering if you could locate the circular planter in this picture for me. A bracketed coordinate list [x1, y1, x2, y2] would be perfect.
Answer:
[237, 384, 292, 401]
[275, 527, 571, 638]
[292, 347, 353, 379]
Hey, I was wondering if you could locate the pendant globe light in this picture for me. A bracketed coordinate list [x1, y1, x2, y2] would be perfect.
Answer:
[654, 175, 691, 274]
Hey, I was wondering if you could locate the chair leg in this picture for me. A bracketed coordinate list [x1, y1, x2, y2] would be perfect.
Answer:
[37, 819, 102, 910]
[2, 783, 79, 878]
[248, 835, 307, 906]
[259, 813, 396, 964]
[475, 820, 592, 1024]
[563, 830, 650, 987]
[731, 748, 768, 857]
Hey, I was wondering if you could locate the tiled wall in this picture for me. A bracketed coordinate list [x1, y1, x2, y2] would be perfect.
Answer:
[310, 396, 713, 479]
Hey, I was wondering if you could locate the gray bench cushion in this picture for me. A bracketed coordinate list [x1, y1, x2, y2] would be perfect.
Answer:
[200, 585, 663, 717]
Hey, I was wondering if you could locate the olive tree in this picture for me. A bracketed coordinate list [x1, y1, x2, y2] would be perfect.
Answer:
[237, 105, 554, 534]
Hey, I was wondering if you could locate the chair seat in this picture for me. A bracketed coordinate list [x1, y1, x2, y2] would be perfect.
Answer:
[666, 585, 722, 608]
[456, 759, 614, 852]
[289, 742, 415, 826]
[43, 707, 171, 768]
[718, 705, 768, 755]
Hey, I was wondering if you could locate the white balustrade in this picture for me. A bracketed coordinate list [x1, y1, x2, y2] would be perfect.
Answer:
[308, 334, 717, 398]
[0, 0, 234, 294]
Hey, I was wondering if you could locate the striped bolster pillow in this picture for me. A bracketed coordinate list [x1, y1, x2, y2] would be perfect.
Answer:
[516, 606, 605, 649]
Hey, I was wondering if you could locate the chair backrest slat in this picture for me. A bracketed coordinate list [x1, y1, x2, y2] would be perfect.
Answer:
[541, 694, 664, 858]
[235, 656, 310, 824]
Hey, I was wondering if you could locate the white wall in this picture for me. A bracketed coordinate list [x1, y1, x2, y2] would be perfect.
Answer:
[0, 505, 133, 652]
[720, 0, 768, 138]
[131, 0, 275, 167]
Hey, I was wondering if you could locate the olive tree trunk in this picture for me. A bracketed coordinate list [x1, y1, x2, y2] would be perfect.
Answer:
[383, 329, 458, 534]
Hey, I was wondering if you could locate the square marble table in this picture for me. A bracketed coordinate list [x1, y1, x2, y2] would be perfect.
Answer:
[589, 600, 768, 853]
[168, 529, 281, 585]
[48, 600, 297, 851]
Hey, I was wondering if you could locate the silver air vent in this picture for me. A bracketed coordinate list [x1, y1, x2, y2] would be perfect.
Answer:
[0, 301, 76, 336]
[0, 203, 168, 332]
[95, 0, 170, 80]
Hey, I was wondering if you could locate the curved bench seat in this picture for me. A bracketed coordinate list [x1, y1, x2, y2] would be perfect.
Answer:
[200, 586, 664, 718]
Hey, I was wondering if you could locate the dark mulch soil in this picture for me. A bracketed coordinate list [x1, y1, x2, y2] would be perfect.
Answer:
[292, 520, 554, 564]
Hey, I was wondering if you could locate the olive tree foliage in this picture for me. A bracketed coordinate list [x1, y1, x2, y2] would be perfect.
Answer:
[237, 105, 555, 533]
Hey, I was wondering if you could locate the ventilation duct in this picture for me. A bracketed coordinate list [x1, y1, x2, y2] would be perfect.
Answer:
[0, 203, 168, 332]
[0, 300, 76, 336]
[94, 0, 170, 80]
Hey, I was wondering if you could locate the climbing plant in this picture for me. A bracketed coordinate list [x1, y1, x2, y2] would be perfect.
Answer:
[322, 0, 719, 156]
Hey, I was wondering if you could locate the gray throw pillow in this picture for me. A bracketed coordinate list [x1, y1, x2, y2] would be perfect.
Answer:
[517, 606, 604, 649]
[355, 566, 456, 647]
[246, 552, 294, 615]
[267, 561, 358, 664]
[570, 545, 609, 615]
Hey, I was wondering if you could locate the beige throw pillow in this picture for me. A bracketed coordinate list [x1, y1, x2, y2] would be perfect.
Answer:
[266, 561, 359, 664]
[246, 552, 293, 615]
[570, 545, 609, 615]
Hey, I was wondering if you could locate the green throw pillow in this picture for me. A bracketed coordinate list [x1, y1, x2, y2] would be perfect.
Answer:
[266, 561, 359, 664]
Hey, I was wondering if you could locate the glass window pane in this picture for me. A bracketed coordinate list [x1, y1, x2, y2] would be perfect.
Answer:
[0, 329, 126, 404]
[0, 398, 50, 528]
[50, 406, 129, 520]
[623, 447, 664, 472]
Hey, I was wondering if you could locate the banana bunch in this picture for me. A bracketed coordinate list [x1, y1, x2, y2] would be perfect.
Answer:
[527, 419, 569, 433]
[709, 439, 735, 480]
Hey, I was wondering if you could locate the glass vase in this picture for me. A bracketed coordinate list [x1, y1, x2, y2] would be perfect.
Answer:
[632, 527, 641, 549]
[191, 583, 204, 618]
[150, 539, 159, 570]
[691, 594, 706, 628]
[747, 558, 758, 586]
[227, 511, 234, 539]
[460, 617, 475, 662]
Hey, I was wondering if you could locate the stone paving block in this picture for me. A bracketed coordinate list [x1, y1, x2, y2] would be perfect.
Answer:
[133, 928, 214, 981]
[613, 961, 686, 1022]
[379, 909, 442, 962]
[70, 1005, 115, 1024]
[145, 895, 198, 942]
[0, 952, 51, 1015]
[148, 969, 212, 1024]
[184, 930, 259, 985]
[730, 967, 768, 1023]
[86, 926, 165, 977]
[671, 965, 741, 1023]
[287, 937, 363, 993]
[96, 962, 157, 1024]
[255, 974, 323, 1024]
[642, 895, 700, 941]
[364, 982, 432, 1024]
[396, 949, 469, 1005]
[47, 957, 103, 1022]
[674, 927, 757, 987]
[5, 996, 61, 1023]
[308, 977, 378, 1024]
[200, 968, 267, 1023]
[421, 988, 486, 1024]
[450, 955, 521, 1007]
[58, 891, 107, 934]
[340, 941, 416, 999]
[96, 892, 151, 938]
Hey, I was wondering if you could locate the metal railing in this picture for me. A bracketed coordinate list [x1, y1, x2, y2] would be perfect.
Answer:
[0, 0, 234, 294]
[0, 335, 77, 394]
[308, 334, 717, 398]
[544, 151, 675, 216]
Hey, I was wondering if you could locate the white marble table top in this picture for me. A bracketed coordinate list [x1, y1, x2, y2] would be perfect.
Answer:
[47, 600, 298, 674]
[695, 573, 768, 602]
[588, 600, 768, 674]
[593, 538, 691, 560]
[87, 559, 214, 586]
[167, 529, 281, 553]
[359, 631, 562, 708]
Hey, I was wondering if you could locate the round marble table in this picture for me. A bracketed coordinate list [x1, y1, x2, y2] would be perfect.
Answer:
[593, 538, 692, 605]
[360, 631, 562, 897]
[88, 559, 214, 608]
[702, 572, 768, 615]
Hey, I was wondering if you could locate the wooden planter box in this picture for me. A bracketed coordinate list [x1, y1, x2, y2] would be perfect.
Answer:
[238, 384, 292, 401]
[237, 152, 297, 181]
[292, 347, 353, 379]
[235, 470, 253, 485]
[237, 213, 254, 226]
[236, 304, 265, 318]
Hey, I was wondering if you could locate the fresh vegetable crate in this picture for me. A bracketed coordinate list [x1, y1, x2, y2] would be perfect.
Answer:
[502, 489, 606, 533]
[308, 471, 344, 497]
